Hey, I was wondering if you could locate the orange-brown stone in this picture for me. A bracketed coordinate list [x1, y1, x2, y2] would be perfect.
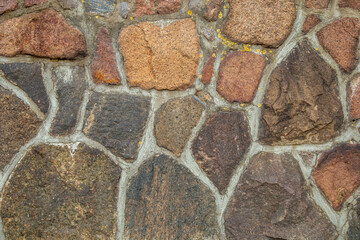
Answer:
[339, 0, 360, 11]
[0, 0, 17, 14]
[305, 0, 329, 8]
[25, 0, 48, 7]
[133, 0, 182, 17]
[201, 52, 215, 85]
[349, 74, 360, 120]
[302, 15, 321, 33]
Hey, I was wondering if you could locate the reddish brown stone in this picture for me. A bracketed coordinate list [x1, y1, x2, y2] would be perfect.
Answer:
[25, 0, 48, 7]
[0, 9, 87, 59]
[339, 0, 360, 11]
[91, 28, 121, 85]
[349, 74, 360, 120]
[317, 18, 360, 73]
[217, 51, 266, 103]
[133, 0, 182, 17]
[0, 0, 17, 15]
[204, 0, 222, 22]
[313, 144, 360, 210]
[201, 52, 215, 85]
[305, 0, 329, 8]
[302, 15, 321, 33]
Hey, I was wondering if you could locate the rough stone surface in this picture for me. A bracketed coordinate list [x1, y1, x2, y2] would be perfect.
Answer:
[84, 0, 115, 15]
[133, 0, 182, 17]
[155, 96, 204, 156]
[83, 92, 150, 160]
[222, 0, 296, 47]
[339, 0, 360, 11]
[305, 0, 329, 8]
[124, 154, 220, 239]
[118, 19, 200, 90]
[312, 144, 360, 210]
[91, 28, 121, 85]
[119, 2, 130, 18]
[201, 27, 215, 42]
[259, 41, 343, 145]
[349, 74, 360, 120]
[348, 200, 360, 240]
[0, 63, 49, 114]
[204, 0, 221, 21]
[25, 0, 48, 7]
[0, 9, 87, 59]
[57, 0, 77, 9]
[0, 0, 17, 15]
[0, 87, 42, 170]
[217, 51, 266, 103]
[317, 18, 360, 73]
[201, 52, 215, 85]
[224, 152, 338, 239]
[0, 144, 121, 239]
[50, 67, 87, 136]
[192, 112, 251, 193]
[302, 15, 321, 33]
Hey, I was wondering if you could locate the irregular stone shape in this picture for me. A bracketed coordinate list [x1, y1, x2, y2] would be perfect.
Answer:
[201, 52, 215, 85]
[348, 200, 360, 240]
[0, 143, 121, 239]
[0, 9, 87, 59]
[91, 28, 121, 85]
[201, 27, 215, 42]
[0, 63, 49, 114]
[0, 87, 42, 170]
[305, 0, 329, 8]
[217, 51, 266, 103]
[317, 18, 360, 73]
[155, 97, 204, 156]
[25, 0, 48, 7]
[84, 0, 115, 15]
[222, 0, 296, 47]
[124, 154, 220, 239]
[259, 41, 343, 145]
[349, 74, 360, 119]
[204, 0, 221, 21]
[224, 152, 338, 239]
[133, 0, 182, 17]
[118, 19, 200, 90]
[192, 112, 251, 193]
[50, 67, 87, 136]
[83, 92, 150, 160]
[302, 15, 321, 33]
[119, 2, 130, 18]
[339, 0, 360, 11]
[312, 144, 360, 210]
[57, 0, 77, 9]
[0, 0, 17, 15]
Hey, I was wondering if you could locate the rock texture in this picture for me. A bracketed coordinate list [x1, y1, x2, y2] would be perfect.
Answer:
[57, 0, 77, 9]
[348, 200, 360, 240]
[222, 0, 296, 47]
[204, 0, 222, 22]
[25, 0, 48, 7]
[192, 112, 251, 193]
[305, 0, 329, 8]
[302, 15, 321, 33]
[0, 144, 121, 239]
[84, 0, 115, 15]
[118, 19, 200, 90]
[133, 0, 182, 17]
[339, 0, 360, 11]
[312, 144, 360, 210]
[224, 152, 338, 239]
[0, 9, 87, 59]
[259, 41, 343, 145]
[201, 52, 215, 85]
[124, 154, 220, 239]
[349, 74, 360, 120]
[0, 0, 17, 15]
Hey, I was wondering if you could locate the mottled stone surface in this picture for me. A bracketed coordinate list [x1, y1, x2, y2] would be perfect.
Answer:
[83, 92, 150, 160]
[119, 2, 130, 18]
[118, 19, 199, 90]
[201, 53, 215, 85]
[225, 152, 338, 239]
[313, 144, 360, 210]
[57, 0, 77, 9]
[0, 87, 42, 170]
[217, 51, 266, 103]
[222, 0, 296, 47]
[155, 97, 204, 156]
[84, 0, 115, 15]
[317, 18, 360, 73]
[305, 0, 329, 8]
[91, 28, 121, 85]
[201, 27, 215, 42]
[0, 0, 17, 15]
[25, 0, 48, 7]
[349, 74, 360, 119]
[302, 15, 321, 33]
[259, 41, 343, 145]
[204, 0, 222, 21]
[0, 9, 87, 59]
[0, 144, 121, 239]
[0, 63, 49, 114]
[124, 154, 220, 239]
[339, 0, 360, 11]
[348, 200, 360, 240]
[50, 67, 87, 136]
[133, 0, 182, 17]
[192, 112, 251, 193]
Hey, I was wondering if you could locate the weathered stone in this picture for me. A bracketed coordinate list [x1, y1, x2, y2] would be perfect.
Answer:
[0, 143, 121, 239]
[124, 154, 220, 239]
[201, 52, 215, 85]
[0, 63, 49, 114]
[201, 27, 215, 42]
[25, 0, 48, 7]
[204, 0, 221, 22]
[225, 152, 338, 239]
[222, 0, 296, 47]
[0, 0, 17, 15]
[50, 67, 87, 136]
[317, 18, 360, 73]
[312, 144, 360, 210]
[302, 15, 321, 33]
[192, 112, 251, 193]
[349, 74, 360, 120]
[133, 0, 182, 17]
[339, 0, 360, 11]
[91, 28, 121, 85]
[305, 0, 329, 8]
[118, 19, 200, 90]
[348, 200, 360, 240]
[0, 9, 87, 59]
[84, 0, 115, 15]
[195, 90, 214, 103]
[57, 0, 77, 9]
[259, 41, 343, 145]
[217, 51, 266, 103]
[0, 87, 42, 170]
[155, 97, 204, 156]
[83, 92, 150, 160]
[119, 2, 130, 18]
[189, 0, 203, 13]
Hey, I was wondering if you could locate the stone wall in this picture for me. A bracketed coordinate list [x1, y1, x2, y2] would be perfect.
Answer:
[0, 0, 359, 239]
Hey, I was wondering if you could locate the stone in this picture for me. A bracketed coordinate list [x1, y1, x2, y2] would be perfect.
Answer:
[201, 27, 215, 42]
[305, 0, 329, 8]
[84, 0, 115, 15]
[312, 144, 360, 210]
[302, 15, 321, 33]
[339, 0, 360, 11]
[0, 87, 42, 170]
[124, 154, 220, 239]
[83, 92, 150, 160]
[91, 28, 121, 85]
[317, 18, 360, 73]
[259, 41, 343, 145]
[25, 0, 48, 7]
[189, 0, 203, 13]
[0, 0, 17, 15]
[222, 0, 296, 47]
[201, 52, 215, 85]
[204, 0, 221, 22]
[217, 51, 266, 103]
[192, 112, 251, 193]
[0, 9, 87, 59]
[195, 90, 214, 103]
[57, 0, 77, 9]
[118, 19, 200, 90]
[119, 2, 130, 18]
[133, 0, 182, 17]
[0, 63, 49, 114]
[155, 97, 204, 156]
[224, 152, 338, 239]
[50, 67, 87, 136]
[349, 74, 360, 120]
[348, 200, 360, 240]
[0, 143, 121, 239]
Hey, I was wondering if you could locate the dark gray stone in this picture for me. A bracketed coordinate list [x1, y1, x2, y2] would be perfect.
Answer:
[348, 200, 360, 240]
[119, 2, 130, 18]
[84, 0, 115, 15]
